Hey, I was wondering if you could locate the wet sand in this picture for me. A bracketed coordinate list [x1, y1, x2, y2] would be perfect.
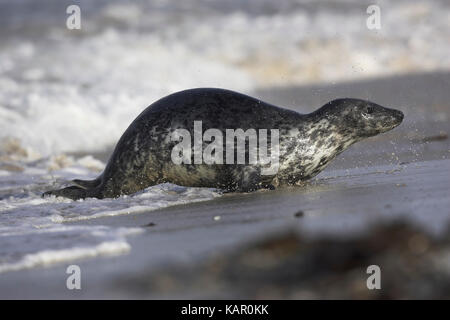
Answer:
[0, 72, 449, 299]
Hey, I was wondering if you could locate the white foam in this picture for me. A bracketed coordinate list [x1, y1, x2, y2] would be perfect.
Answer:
[0, 157, 221, 273]
[0, 171, 10, 176]
[0, 0, 448, 157]
[0, 240, 131, 273]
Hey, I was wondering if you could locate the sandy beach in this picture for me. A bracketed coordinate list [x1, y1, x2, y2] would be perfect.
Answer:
[1, 71, 449, 299]
[1, 0, 449, 300]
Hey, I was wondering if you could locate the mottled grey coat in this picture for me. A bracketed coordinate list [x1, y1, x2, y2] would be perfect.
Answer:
[44, 88, 403, 200]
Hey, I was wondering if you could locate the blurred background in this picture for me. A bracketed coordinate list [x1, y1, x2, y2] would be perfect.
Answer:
[0, 0, 448, 158]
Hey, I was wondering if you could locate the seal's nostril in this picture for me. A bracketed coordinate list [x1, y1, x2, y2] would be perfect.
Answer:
[397, 110, 404, 122]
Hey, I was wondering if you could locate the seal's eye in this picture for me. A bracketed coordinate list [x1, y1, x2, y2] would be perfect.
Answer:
[366, 106, 374, 114]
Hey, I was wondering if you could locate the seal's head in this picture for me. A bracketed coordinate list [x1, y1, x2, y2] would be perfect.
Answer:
[319, 98, 404, 138]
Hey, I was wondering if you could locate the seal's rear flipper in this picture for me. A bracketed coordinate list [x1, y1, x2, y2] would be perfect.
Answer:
[72, 178, 101, 189]
[42, 186, 87, 200]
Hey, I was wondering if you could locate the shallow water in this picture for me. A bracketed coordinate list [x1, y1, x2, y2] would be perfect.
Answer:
[1, 157, 449, 298]
[0, 157, 222, 272]
[0, 0, 449, 280]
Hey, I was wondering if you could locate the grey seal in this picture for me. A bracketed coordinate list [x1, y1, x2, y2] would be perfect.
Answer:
[43, 88, 404, 200]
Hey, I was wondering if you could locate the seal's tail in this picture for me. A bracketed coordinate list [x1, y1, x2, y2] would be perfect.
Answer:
[42, 186, 88, 200]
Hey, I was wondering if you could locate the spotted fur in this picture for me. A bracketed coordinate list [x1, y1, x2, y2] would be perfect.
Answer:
[43, 88, 404, 200]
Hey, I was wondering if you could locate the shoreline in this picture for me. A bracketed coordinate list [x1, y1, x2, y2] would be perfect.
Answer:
[1, 158, 449, 298]
[0, 71, 449, 298]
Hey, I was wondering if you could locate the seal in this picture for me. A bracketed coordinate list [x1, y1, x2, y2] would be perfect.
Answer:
[43, 88, 404, 200]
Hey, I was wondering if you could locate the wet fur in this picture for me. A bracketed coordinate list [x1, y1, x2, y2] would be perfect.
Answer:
[43, 88, 404, 200]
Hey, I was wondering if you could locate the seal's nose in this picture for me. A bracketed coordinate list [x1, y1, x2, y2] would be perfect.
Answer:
[395, 110, 404, 123]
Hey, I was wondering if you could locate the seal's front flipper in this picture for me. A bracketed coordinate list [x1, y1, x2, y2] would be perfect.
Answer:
[42, 186, 87, 200]
[72, 177, 101, 189]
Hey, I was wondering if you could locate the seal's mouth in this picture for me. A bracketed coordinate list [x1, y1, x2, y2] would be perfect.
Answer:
[381, 109, 404, 131]
[391, 109, 404, 126]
